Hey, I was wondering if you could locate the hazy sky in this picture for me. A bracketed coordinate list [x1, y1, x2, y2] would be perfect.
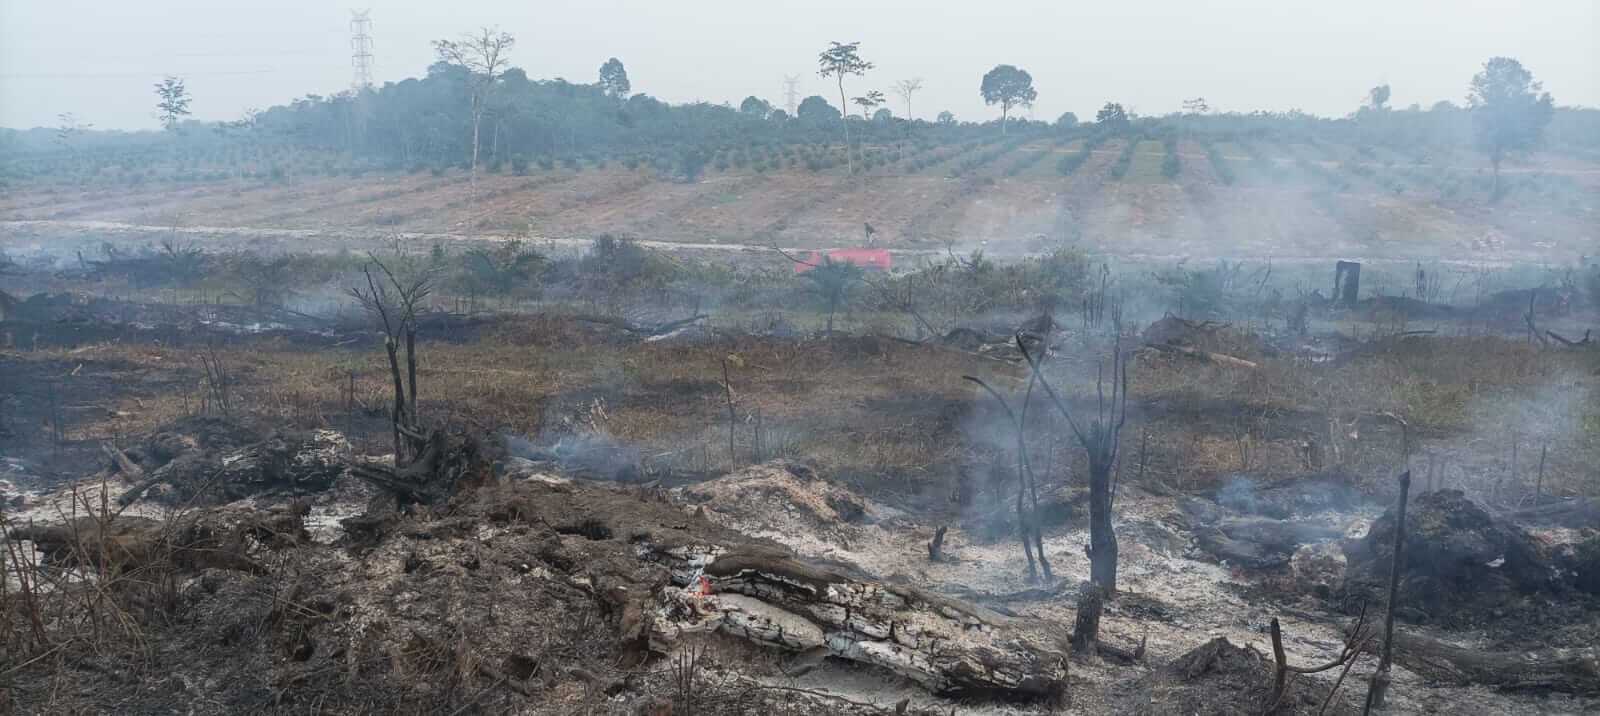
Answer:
[2, 0, 1595, 130]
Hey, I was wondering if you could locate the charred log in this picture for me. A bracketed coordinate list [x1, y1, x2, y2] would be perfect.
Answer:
[648, 548, 1068, 698]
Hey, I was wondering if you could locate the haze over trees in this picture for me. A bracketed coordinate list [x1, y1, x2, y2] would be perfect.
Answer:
[979, 65, 1037, 135]
[2, 42, 1594, 196]
[1467, 57, 1555, 198]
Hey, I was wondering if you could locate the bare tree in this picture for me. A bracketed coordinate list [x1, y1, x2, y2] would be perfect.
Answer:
[1020, 333, 1130, 592]
[963, 375, 1051, 582]
[433, 28, 515, 192]
[349, 248, 437, 465]
[893, 78, 923, 121]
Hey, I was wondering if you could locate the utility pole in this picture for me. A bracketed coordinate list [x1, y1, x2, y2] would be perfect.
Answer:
[350, 10, 375, 92]
[783, 75, 801, 116]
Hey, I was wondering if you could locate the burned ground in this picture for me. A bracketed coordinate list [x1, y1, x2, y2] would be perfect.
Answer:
[2, 238, 1599, 715]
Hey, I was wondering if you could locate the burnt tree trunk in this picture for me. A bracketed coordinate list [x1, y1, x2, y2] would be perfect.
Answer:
[1359, 628, 1600, 694]
[404, 320, 419, 428]
[647, 549, 1068, 697]
[1071, 581, 1104, 653]
[1366, 470, 1410, 712]
[1088, 455, 1118, 591]
[385, 336, 406, 464]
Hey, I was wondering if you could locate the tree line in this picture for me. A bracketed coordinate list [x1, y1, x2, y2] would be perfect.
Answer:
[4, 30, 1595, 192]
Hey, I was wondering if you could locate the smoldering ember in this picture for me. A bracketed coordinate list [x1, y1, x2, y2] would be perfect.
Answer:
[2, 12, 1599, 716]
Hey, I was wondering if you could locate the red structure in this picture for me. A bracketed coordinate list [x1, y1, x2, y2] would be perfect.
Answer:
[791, 249, 892, 275]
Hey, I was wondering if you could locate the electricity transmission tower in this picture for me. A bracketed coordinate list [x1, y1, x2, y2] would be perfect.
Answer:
[350, 10, 375, 92]
[782, 75, 801, 116]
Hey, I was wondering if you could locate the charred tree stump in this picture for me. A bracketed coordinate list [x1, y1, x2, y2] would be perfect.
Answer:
[927, 525, 948, 562]
[1071, 581, 1105, 654]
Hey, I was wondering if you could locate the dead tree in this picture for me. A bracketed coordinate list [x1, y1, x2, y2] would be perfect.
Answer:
[1020, 333, 1130, 592]
[1266, 604, 1374, 715]
[963, 375, 1050, 581]
[350, 251, 436, 465]
[1365, 470, 1411, 713]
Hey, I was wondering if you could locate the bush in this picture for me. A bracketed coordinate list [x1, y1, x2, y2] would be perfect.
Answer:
[1161, 137, 1181, 179]
[1109, 137, 1140, 180]
[537, 156, 556, 171]
[487, 158, 504, 173]
[430, 166, 446, 177]
[1204, 144, 1236, 185]
[510, 155, 530, 175]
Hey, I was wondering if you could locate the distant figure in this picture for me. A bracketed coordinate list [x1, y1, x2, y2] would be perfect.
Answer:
[863, 222, 876, 245]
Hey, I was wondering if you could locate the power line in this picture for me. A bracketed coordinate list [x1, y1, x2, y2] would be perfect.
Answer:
[1, 70, 277, 79]
[350, 9, 374, 92]
[782, 74, 800, 116]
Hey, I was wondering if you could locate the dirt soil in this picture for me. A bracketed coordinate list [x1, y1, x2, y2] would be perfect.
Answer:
[4, 144, 1595, 265]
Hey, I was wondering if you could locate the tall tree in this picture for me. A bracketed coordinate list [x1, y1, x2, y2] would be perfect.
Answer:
[1367, 84, 1391, 111]
[433, 27, 515, 182]
[1055, 111, 1078, 128]
[153, 76, 191, 131]
[893, 78, 923, 121]
[936, 110, 955, 125]
[817, 41, 873, 174]
[1467, 57, 1554, 198]
[980, 65, 1037, 135]
[599, 58, 631, 102]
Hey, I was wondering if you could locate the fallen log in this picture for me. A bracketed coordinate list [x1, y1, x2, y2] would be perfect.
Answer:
[1142, 342, 1258, 370]
[1362, 627, 1600, 694]
[1509, 498, 1600, 529]
[650, 548, 1067, 698]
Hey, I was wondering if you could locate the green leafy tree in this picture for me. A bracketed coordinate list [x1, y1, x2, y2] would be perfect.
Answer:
[851, 89, 885, 119]
[800, 256, 864, 332]
[154, 76, 191, 131]
[1055, 111, 1078, 128]
[599, 58, 631, 101]
[872, 108, 892, 121]
[797, 95, 840, 123]
[740, 96, 772, 117]
[936, 110, 955, 125]
[817, 41, 874, 174]
[1367, 84, 1391, 111]
[1095, 102, 1129, 132]
[979, 65, 1037, 135]
[1467, 57, 1554, 198]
